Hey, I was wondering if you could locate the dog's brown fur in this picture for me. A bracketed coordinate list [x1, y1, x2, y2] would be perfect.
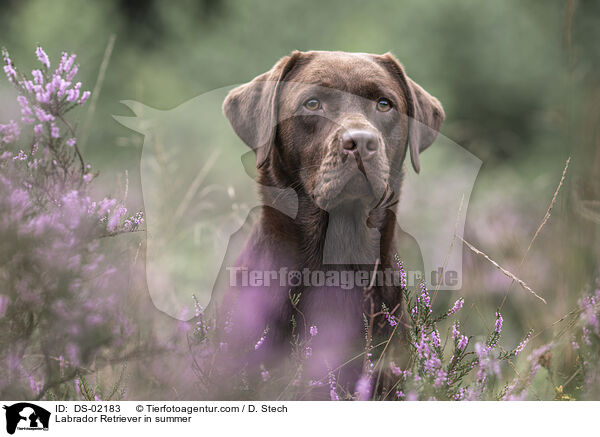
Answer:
[211, 50, 444, 397]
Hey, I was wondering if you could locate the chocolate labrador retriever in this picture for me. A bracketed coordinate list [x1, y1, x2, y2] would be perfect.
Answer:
[209, 50, 444, 398]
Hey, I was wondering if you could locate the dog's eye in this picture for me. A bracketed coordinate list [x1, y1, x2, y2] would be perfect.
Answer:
[376, 98, 392, 112]
[304, 98, 321, 111]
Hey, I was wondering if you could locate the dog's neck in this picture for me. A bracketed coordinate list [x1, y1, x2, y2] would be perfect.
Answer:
[260, 190, 395, 270]
[321, 202, 381, 265]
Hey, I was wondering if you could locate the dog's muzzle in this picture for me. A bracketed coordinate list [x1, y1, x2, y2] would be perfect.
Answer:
[312, 120, 389, 211]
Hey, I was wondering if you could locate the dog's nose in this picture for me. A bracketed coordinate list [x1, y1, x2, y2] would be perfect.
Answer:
[340, 129, 378, 158]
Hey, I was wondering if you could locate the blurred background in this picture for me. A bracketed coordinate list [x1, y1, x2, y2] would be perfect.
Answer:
[1, 0, 598, 399]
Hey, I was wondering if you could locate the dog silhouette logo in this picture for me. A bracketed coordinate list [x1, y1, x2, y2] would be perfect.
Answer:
[3, 403, 50, 434]
[114, 90, 481, 320]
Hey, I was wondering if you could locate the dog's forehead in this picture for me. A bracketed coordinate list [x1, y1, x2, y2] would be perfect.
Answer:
[289, 51, 394, 91]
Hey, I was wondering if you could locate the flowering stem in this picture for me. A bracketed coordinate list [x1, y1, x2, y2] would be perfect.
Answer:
[57, 113, 85, 175]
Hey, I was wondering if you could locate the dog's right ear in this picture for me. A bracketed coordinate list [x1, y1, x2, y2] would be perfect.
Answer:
[223, 52, 302, 169]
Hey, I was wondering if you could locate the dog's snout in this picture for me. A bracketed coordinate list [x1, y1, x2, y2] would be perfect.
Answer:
[340, 130, 378, 158]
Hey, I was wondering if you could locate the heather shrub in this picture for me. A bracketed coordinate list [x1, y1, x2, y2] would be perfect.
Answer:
[0, 47, 143, 399]
[188, 255, 598, 401]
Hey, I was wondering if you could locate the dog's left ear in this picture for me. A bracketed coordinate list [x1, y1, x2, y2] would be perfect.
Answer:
[223, 51, 302, 169]
[379, 53, 445, 173]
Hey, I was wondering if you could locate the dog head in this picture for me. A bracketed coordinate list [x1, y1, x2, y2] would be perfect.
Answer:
[223, 50, 444, 211]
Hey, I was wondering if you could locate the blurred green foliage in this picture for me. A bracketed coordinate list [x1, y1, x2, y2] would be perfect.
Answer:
[1, 0, 594, 165]
[1, 0, 598, 399]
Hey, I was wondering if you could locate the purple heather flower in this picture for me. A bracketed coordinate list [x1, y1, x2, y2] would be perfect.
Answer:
[63, 53, 76, 74]
[3, 54, 17, 83]
[475, 342, 500, 384]
[254, 329, 268, 350]
[57, 78, 70, 97]
[328, 371, 339, 401]
[433, 369, 447, 388]
[406, 392, 418, 401]
[34, 107, 54, 122]
[389, 361, 402, 376]
[513, 330, 533, 356]
[51, 124, 60, 138]
[66, 64, 79, 82]
[582, 326, 591, 345]
[66, 138, 76, 147]
[13, 150, 27, 161]
[17, 95, 31, 112]
[495, 312, 503, 333]
[452, 323, 460, 339]
[457, 335, 468, 350]
[261, 369, 270, 382]
[36, 47, 50, 68]
[79, 91, 91, 105]
[386, 312, 398, 327]
[32, 69, 43, 85]
[394, 256, 408, 289]
[423, 356, 442, 374]
[66, 82, 82, 102]
[579, 295, 599, 334]
[309, 325, 318, 336]
[415, 280, 432, 316]
[22, 79, 34, 92]
[304, 346, 312, 358]
[36, 89, 50, 104]
[448, 298, 464, 315]
[0, 120, 20, 144]
[29, 375, 42, 395]
[419, 281, 430, 306]
[57, 52, 68, 73]
[355, 375, 372, 401]
[431, 329, 441, 348]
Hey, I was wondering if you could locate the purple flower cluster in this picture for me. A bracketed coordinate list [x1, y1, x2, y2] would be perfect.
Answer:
[495, 312, 503, 333]
[578, 292, 599, 344]
[411, 279, 433, 321]
[0, 172, 137, 397]
[261, 369, 270, 382]
[447, 298, 464, 316]
[418, 281, 431, 312]
[355, 375, 373, 401]
[452, 323, 468, 350]
[414, 329, 447, 388]
[394, 254, 408, 290]
[3, 48, 90, 150]
[386, 313, 398, 327]
[474, 342, 500, 384]
[0, 47, 144, 400]
[1, 47, 97, 200]
[254, 328, 268, 350]
[486, 311, 503, 349]
[0, 120, 20, 144]
[395, 257, 529, 401]
[328, 371, 339, 401]
[513, 330, 533, 357]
